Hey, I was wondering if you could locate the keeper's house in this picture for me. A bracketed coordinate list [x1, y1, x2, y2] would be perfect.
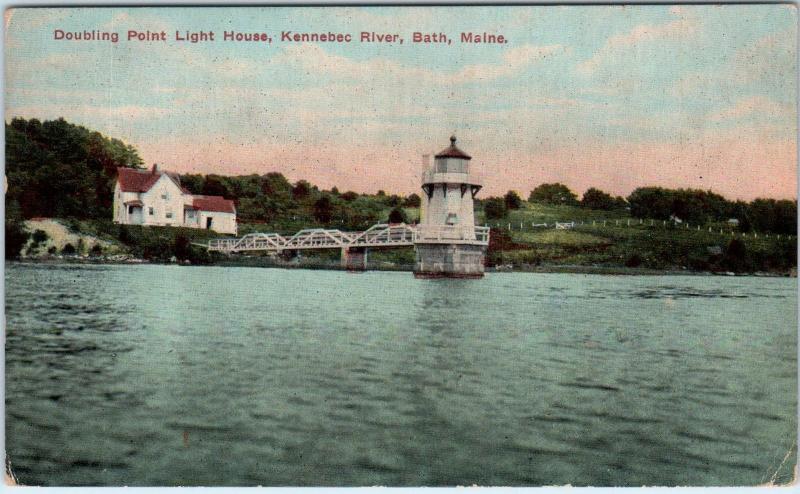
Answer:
[113, 166, 237, 235]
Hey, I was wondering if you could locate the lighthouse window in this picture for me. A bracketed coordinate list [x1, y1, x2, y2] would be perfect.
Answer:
[437, 158, 467, 173]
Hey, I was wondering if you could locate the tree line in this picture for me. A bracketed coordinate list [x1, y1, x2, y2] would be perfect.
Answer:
[5, 117, 796, 260]
[178, 173, 420, 231]
[481, 183, 797, 235]
[6, 117, 143, 220]
[4, 117, 423, 257]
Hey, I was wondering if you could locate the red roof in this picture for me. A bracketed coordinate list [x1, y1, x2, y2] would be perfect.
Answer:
[116, 167, 191, 194]
[117, 167, 160, 192]
[435, 135, 472, 160]
[192, 195, 236, 214]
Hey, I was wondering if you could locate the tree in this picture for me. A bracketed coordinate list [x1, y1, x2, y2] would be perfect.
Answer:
[261, 172, 293, 198]
[486, 228, 521, 267]
[528, 183, 578, 206]
[388, 207, 408, 224]
[31, 229, 48, 244]
[748, 198, 797, 235]
[174, 234, 191, 260]
[313, 196, 334, 224]
[341, 191, 358, 202]
[625, 253, 643, 268]
[179, 174, 205, 194]
[202, 175, 229, 197]
[403, 193, 421, 208]
[722, 238, 750, 272]
[385, 195, 403, 207]
[4, 201, 28, 259]
[581, 188, 616, 210]
[504, 191, 523, 210]
[484, 198, 507, 219]
[292, 180, 312, 200]
[225, 174, 261, 199]
[628, 187, 671, 220]
[627, 187, 740, 225]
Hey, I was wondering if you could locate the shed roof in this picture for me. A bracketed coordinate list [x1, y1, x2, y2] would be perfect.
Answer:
[192, 195, 236, 214]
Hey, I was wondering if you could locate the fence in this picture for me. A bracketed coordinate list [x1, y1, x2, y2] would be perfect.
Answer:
[485, 217, 794, 241]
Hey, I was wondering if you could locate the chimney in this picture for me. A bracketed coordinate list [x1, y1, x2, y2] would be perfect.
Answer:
[151, 164, 158, 174]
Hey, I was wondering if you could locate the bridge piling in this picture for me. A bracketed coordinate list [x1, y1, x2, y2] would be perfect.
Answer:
[341, 247, 368, 271]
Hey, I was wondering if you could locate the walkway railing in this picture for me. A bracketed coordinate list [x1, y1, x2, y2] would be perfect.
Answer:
[206, 223, 490, 253]
[415, 225, 490, 244]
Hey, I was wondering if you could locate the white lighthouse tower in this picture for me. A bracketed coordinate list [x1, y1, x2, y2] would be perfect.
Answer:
[414, 136, 490, 278]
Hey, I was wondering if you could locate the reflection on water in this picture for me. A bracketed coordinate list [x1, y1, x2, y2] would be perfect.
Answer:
[5, 263, 797, 486]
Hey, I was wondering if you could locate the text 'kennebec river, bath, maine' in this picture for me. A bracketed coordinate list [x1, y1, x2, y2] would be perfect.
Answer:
[53, 29, 508, 45]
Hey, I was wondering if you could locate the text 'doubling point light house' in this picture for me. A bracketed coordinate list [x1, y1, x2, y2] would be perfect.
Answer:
[413, 136, 490, 278]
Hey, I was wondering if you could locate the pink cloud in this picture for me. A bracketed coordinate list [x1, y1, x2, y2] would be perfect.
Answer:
[709, 96, 793, 122]
[137, 129, 796, 202]
[490, 132, 796, 201]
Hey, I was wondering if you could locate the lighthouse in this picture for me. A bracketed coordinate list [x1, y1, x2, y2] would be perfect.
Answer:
[413, 136, 490, 278]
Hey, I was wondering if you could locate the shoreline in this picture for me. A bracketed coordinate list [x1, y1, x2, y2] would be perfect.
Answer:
[7, 257, 796, 277]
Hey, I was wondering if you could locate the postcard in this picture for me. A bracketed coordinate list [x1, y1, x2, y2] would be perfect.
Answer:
[3, 4, 797, 487]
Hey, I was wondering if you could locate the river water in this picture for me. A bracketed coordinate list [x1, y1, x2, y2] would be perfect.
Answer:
[4, 262, 797, 486]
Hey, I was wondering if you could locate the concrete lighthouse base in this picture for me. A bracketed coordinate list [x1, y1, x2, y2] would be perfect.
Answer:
[413, 244, 486, 279]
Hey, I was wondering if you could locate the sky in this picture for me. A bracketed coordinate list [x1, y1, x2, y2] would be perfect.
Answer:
[4, 5, 797, 200]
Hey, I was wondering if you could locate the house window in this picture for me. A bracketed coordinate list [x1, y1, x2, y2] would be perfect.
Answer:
[149, 207, 154, 215]
[166, 210, 173, 219]
[161, 189, 169, 200]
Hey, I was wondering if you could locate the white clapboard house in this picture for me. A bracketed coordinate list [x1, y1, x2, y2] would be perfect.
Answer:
[113, 166, 237, 235]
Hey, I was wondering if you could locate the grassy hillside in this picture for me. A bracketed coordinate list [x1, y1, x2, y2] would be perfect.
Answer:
[484, 203, 796, 273]
[13, 202, 795, 274]
[477, 202, 628, 226]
